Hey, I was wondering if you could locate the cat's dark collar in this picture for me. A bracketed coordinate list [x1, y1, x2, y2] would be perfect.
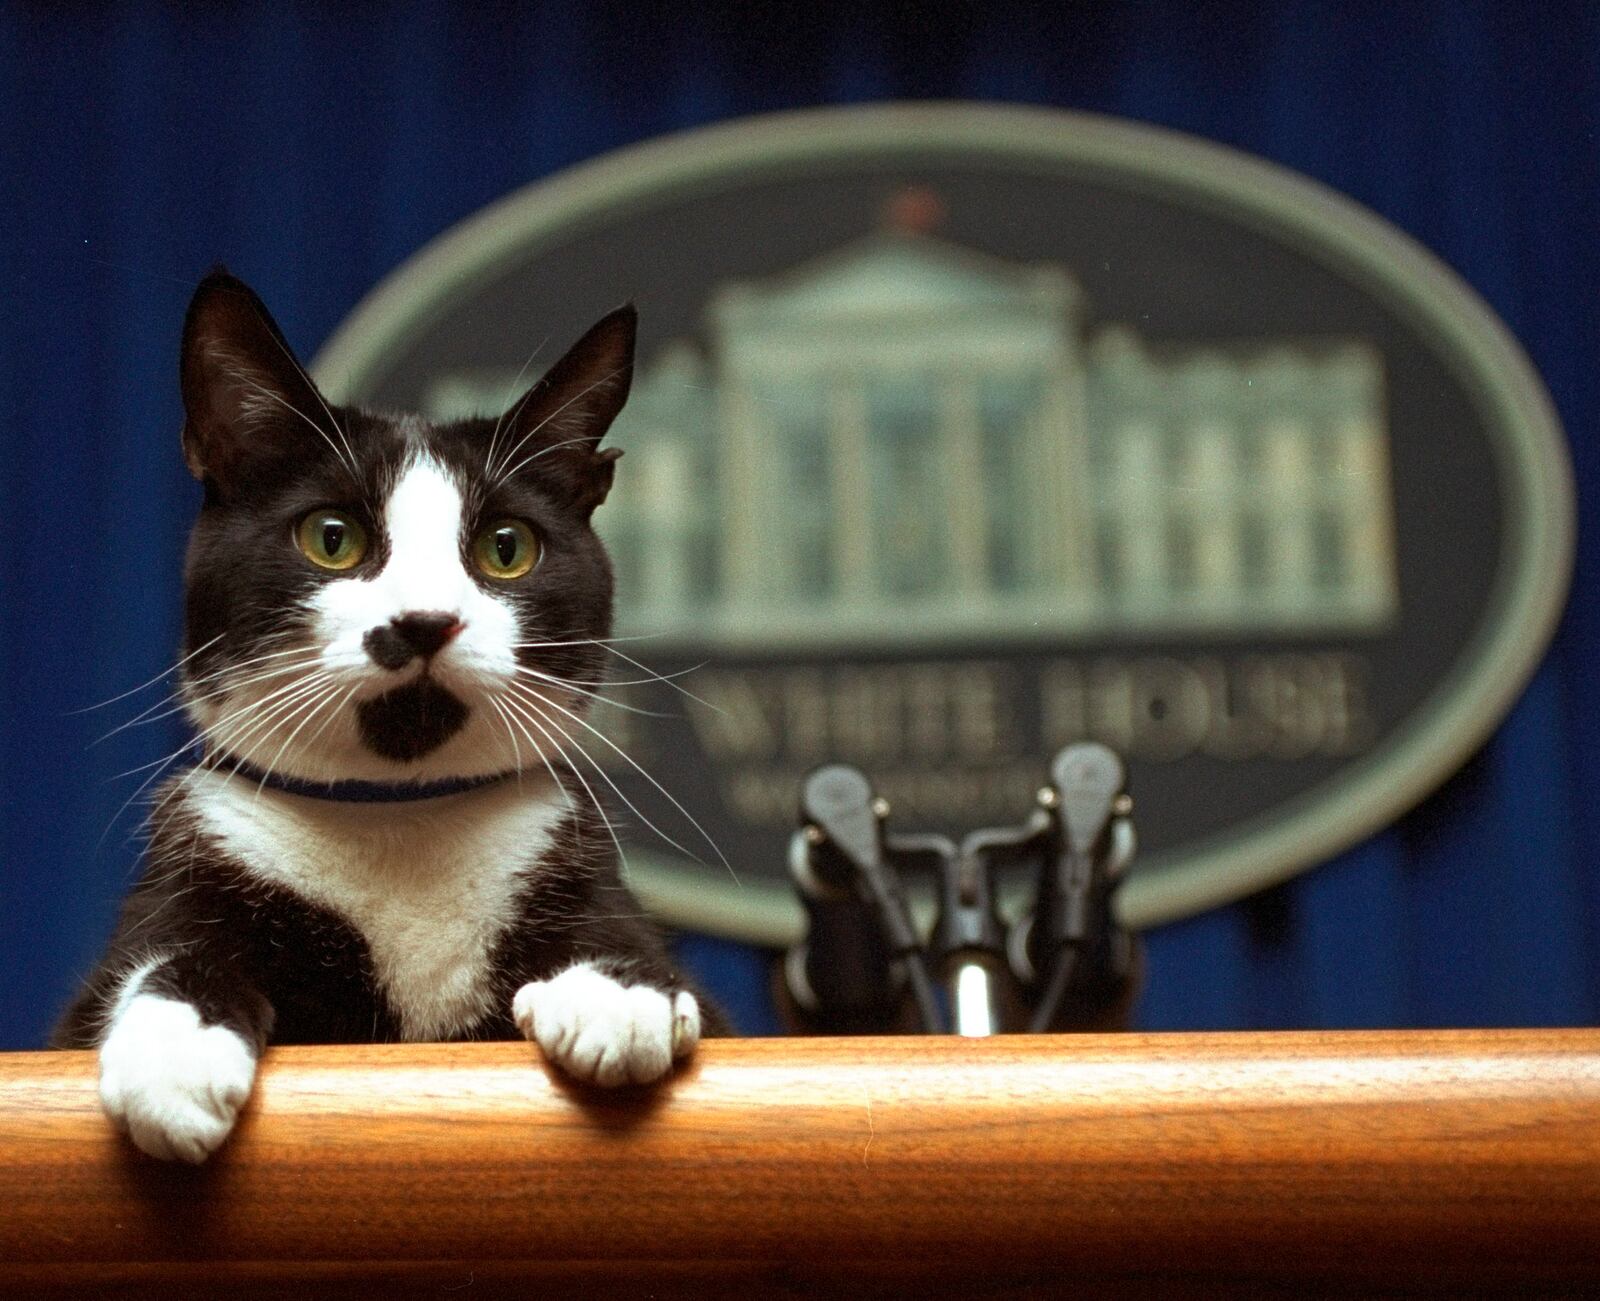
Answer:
[206, 752, 518, 803]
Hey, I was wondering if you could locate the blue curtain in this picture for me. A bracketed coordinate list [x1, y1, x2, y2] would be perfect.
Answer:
[4, 0, 1598, 1046]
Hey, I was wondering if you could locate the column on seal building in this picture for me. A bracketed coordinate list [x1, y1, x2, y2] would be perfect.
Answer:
[1178, 354, 1244, 628]
[1031, 265, 1094, 625]
[1325, 344, 1399, 632]
[1091, 328, 1170, 629]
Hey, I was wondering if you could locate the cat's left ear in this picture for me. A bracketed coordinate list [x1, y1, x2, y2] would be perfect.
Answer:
[495, 305, 635, 514]
[179, 269, 338, 492]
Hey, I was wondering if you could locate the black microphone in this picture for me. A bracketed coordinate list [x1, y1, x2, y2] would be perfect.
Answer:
[790, 765, 944, 1034]
[1024, 743, 1136, 1032]
[782, 820, 903, 1033]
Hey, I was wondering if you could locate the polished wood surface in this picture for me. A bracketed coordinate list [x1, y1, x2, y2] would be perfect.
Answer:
[3, 1030, 1599, 1294]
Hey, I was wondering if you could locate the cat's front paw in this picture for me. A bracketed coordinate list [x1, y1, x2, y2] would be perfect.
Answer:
[98, 995, 257, 1163]
[513, 964, 700, 1087]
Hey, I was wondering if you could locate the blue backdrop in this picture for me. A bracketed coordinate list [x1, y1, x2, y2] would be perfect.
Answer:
[4, 1, 1598, 1046]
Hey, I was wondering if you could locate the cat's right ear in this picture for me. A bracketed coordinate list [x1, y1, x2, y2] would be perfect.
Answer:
[493, 305, 636, 514]
[179, 269, 336, 492]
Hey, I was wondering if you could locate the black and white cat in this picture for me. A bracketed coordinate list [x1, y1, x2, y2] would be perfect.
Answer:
[54, 270, 721, 1163]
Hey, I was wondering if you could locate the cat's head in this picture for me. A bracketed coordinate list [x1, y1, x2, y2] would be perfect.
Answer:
[176, 269, 633, 785]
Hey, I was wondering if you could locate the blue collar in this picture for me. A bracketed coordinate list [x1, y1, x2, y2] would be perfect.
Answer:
[207, 753, 518, 803]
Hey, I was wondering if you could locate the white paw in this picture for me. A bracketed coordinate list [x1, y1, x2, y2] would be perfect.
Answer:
[512, 964, 700, 1087]
[98, 995, 257, 1163]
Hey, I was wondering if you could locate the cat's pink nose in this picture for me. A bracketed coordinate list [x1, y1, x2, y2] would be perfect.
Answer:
[365, 611, 463, 670]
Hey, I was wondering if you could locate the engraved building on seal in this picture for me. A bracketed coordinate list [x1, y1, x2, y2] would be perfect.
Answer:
[428, 228, 1398, 649]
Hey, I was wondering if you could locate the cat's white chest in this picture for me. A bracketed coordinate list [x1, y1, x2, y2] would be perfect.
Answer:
[186, 770, 569, 1040]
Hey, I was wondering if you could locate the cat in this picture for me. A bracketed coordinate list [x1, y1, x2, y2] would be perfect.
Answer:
[53, 269, 723, 1163]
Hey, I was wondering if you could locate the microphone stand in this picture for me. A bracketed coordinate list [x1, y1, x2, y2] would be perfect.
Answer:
[783, 744, 1139, 1036]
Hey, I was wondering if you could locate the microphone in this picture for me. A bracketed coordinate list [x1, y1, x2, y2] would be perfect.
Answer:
[1022, 743, 1137, 1032]
[787, 765, 944, 1034]
[783, 821, 904, 1032]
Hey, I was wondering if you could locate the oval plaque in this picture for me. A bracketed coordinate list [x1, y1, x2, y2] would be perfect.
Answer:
[315, 105, 1573, 942]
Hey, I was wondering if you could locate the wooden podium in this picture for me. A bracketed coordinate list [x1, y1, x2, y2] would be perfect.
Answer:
[4, 1030, 1599, 1296]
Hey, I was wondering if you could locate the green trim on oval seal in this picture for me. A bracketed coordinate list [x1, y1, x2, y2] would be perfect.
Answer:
[315, 104, 1573, 944]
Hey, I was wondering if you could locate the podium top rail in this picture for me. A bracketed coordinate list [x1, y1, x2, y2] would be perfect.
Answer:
[5, 1028, 1599, 1295]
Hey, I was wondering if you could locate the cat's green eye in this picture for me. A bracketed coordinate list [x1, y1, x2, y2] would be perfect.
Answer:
[296, 510, 368, 572]
[474, 519, 539, 580]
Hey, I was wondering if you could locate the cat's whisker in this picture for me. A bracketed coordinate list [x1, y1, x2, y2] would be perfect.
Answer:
[113, 634, 313, 727]
[94, 739, 206, 854]
[240, 680, 344, 774]
[511, 667, 670, 718]
[208, 673, 342, 757]
[87, 632, 306, 742]
[162, 633, 312, 696]
[490, 359, 628, 486]
[515, 680, 735, 878]
[167, 747, 259, 820]
[99, 652, 327, 744]
[175, 665, 329, 724]
[302, 684, 361, 758]
[493, 432, 608, 490]
[497, 692, 633, 877]
[249, 682, 358, 803]
[595, 643, 725, 715]
[484, 696, 528, 782]
[251, 313, 362, 481]
[488, 694, 578, 813]
[513, 634, 720, 711]
[531, 665, 706, 690]
[507, 684, 734, 882]
[483, 335, 550, 482]
[491, 696, 574, 816]
[94, 689, 208, 745]
[511, 632, 667, 648]
[196, 672, 340, 770]
[505, 694, 695, 888]
[183, 659, 328, 713]
[198, 665, 339, 746]
[100, 665, 325, 851]
[138, 774, 211, 870]
[230, 372, 360, 483]
[70, 634, 226, 715]
[180, 637, 321, 684]
[107, 734, 208, 785]
[184, 650, 329, 701]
